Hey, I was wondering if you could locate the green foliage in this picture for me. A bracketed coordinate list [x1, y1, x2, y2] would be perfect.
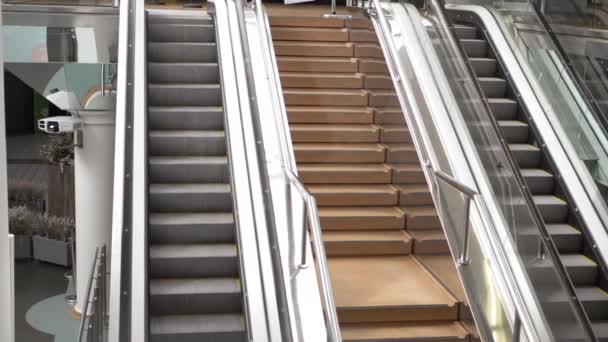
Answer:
[8, 206, 40, 236]
[40, 135, 74, 173]
[8, 180, 45, 204]
[38, 215, 74, 241]
[8, 206, 74, 241]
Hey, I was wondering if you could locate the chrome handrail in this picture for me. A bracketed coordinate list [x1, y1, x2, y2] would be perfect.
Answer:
[245, 1, 342, 340]
[431, 1, 596, 339]
[77, 246, 107, 342]
[366, 0, 552, 340]
[232, 0, 295, 341]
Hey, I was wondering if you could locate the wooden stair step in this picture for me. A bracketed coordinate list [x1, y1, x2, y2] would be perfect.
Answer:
[380, 125, 412, 143]
[287, 106, 373, 124]
[385, 144, 419, 163]
[354, 43, 384, 58]
[319, 206, 405, 230]
[364, 74, 395, 89]
[369, 90, 400, 107]
[283, 88, 368, 106]
[410, 230, 449, 254]
[324, 230, 412, 256]
[277, 57, 359, 73]
[298, 163, 392, 184]
[403, 206, 441, 230]
[329, 256, 459, 322]
[269, 15, 345, 28]
[281, 72, 363, 89]
[307, 184, 398, 206]
[346, 16, 373, 29]
[291, 124, 379, 143]
[349, 29, 379, 43]
[417, 254, 467, 305]
[390, 164, 426, 184]
[359, 58, 389, 74]
[341, 321, 469, 342]
[396, 184, 433, 205]
[274, 41, 353, 57]
[271, 27, 349, 42]
[294, 143, 385, 163]
[375, 107, 405, 125]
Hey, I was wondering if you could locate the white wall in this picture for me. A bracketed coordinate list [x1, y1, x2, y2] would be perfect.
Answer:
[0, 4, 14, 341]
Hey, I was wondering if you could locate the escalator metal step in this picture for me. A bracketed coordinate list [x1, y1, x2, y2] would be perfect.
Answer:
[148, 23, 215, 43]
[149, 244, 239, 278]
[149, 183, 232, 213]
[148, 42, 218, 63]
[148, 84, 222, 106]
[150, 278, 242, 315]
[460, 39, 488, 58]
[149, 156, 228, 183]
[469, 57, 497, 77]
[148, 63, 219, 84]
[150, 212, 235, 244]
[149, 130, 226, 156]
[148, 106, 224, 130]
[150, 314, 246, 342]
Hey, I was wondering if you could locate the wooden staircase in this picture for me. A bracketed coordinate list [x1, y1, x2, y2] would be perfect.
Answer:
[269, 6, 479, 341]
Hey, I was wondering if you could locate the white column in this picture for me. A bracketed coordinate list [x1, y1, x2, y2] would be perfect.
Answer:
[0, 4, 14, 340]
[74, 110, 115, 314]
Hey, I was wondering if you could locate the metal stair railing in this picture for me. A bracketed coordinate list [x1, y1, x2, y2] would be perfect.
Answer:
[234, 0, 343, 340]
[77, 245, 108, 342]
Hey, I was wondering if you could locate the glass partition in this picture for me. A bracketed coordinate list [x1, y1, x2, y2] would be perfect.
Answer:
[2, 12, 119, 111]
[397, 0, 595, 339]
[492, 5, 608, 189]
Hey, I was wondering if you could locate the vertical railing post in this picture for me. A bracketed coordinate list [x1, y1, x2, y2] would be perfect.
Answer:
[65, 236, 77, 304]
[459, 196, 472, 265]
[513, 312, 522, 342]
[298, 199, 309, 270]
[101, 64, 106, 97]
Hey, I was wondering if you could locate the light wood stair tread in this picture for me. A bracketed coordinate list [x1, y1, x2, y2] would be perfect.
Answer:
[329, 256, 458, 308]
[323, 230, 412, 242]
[320, 206, 404, 218]
[298, 163, 390, 172]
[294, 143, 385, 152]
[271, 27, 349, 42]
[341, 321, 469, 341]
[281, 72, 363, 78]
[324, 230, 413, 256]
[284, 88, 366, 95]
[409, 229, 446, 241]
[307, 184, 396, 193]
[417, 254, 467, 303]
[291, 124, 378, 132]
[308, 184, 398, 206]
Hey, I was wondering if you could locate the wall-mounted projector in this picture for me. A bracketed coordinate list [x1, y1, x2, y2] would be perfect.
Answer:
[38, 116, 81, 134]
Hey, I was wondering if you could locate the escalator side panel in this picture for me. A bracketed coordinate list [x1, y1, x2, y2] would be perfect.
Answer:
[451, 16, 608, 339]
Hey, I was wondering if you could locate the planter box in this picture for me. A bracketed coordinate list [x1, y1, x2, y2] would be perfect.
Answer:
[13, 235, 32, 259]
[33, 235, 71, 267]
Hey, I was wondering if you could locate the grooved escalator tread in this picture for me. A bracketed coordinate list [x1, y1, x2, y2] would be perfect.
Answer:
[150, 314, 246, 340]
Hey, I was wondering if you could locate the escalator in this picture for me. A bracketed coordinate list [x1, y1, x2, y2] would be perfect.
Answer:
[145, 12, 246, 341]
[451, 18, 608, 340]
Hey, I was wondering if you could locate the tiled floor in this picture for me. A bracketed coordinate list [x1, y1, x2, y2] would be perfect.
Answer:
[15, 261, 75, 342]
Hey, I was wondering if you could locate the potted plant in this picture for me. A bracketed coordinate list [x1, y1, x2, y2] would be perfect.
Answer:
[33, 214, 74, 266]
[8, 206, 39, 259]
[40, 135, 75, 219]
[8, 180, 46, 213]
